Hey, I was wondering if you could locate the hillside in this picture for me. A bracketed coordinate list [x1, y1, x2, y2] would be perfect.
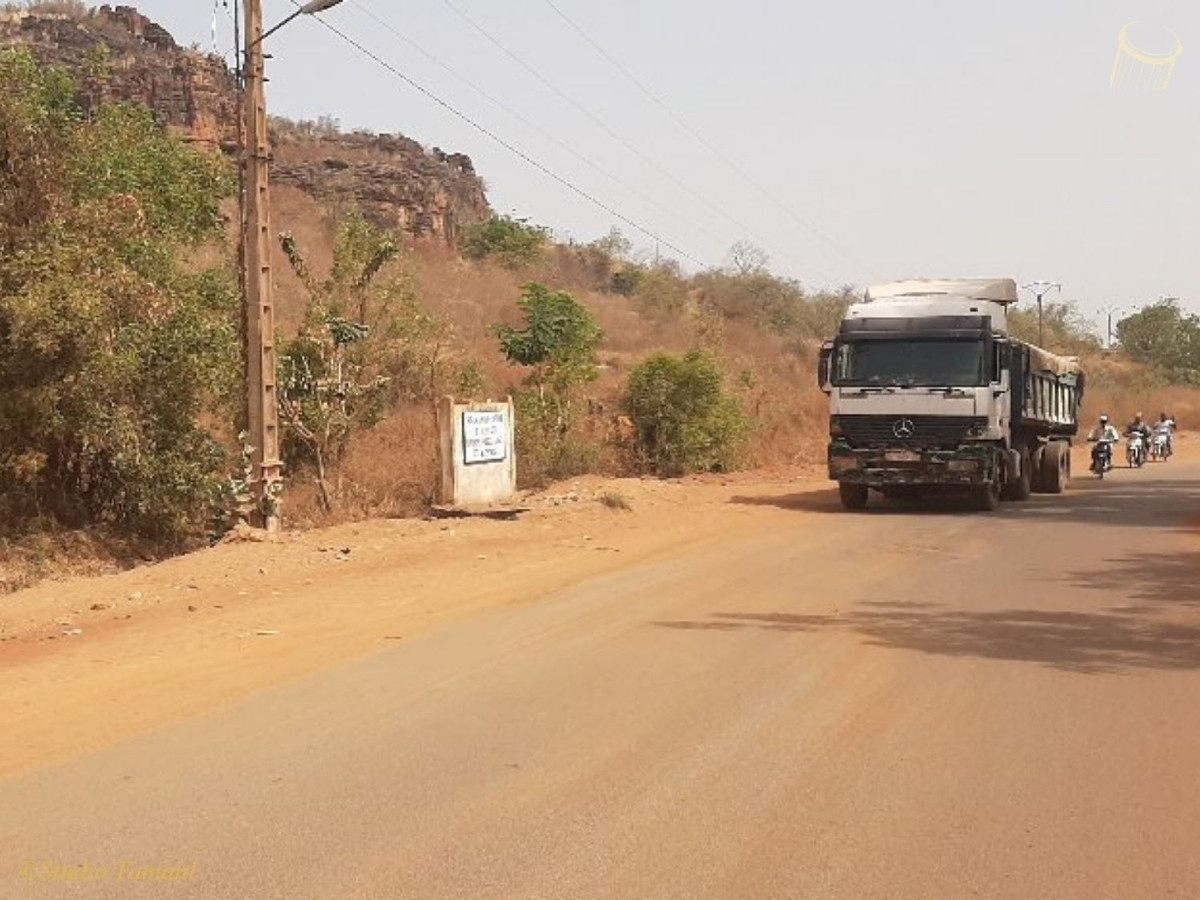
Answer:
[1, 2, 1197, 595]
[0, 2, 490, 241]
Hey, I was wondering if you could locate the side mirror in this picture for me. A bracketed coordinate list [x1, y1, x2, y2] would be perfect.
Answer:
[992, 339, 1009, 383]
[817, 341, 834, 394]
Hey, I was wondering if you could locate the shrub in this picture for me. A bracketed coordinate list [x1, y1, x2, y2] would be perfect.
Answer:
[632, 265, 689, 317]
[278, 212, 448, 512]
[623, 349, 749, 476]
[1113, 300, 1200, 384]
[462, 215, 548, 268]
[598, 490, 632, 511]
[610, 268, 645, 297]
[493, 283, 604, 484]
[1009, 300, 1103, 357]
[0, 51, 238, 543]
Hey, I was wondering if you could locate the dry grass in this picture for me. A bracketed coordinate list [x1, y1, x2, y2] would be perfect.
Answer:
[598, 491, 633, 511]
[0, 528, 165, 595]
[0, 0, 87, 16]
[1078, 352, 1200, 429]
[267, 228, 836, 526]
[267, 199, 1198, 529]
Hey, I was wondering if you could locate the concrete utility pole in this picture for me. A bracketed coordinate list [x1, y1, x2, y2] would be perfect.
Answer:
[238, 0, 344, 531]
[1020, 281, 1062, 348]
[241, 0, 282, 531]
[1099, 305, 1123, 349]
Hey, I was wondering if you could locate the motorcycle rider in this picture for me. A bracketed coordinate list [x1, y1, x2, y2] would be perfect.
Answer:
[1154, 411, 1176, 457]
[1125, 412, 1151, 467]
[1126, 412, 1152, 440]
[1088, 414, 1119, 471]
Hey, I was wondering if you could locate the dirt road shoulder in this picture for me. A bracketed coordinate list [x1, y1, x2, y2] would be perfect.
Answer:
[0, 470, 831, 779]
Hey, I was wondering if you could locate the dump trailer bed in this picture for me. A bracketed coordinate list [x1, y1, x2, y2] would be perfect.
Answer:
[1010, 342, 1084, 437]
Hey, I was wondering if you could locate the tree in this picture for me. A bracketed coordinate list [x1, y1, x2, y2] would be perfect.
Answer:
[1116, 300, 1200, 383]
[494, 283, 604, 407]
[591, 227, 633, 262]
[727, 241, 770, 276]
[623, 350, 749, 476]
[278, 212, 445, 511]
[694, 268, 807, 334]
[493, 283, 604, 481]
[0, 50, 238, 542]
[1008, 301, 1102, 356]
[462, 214, 548, 268]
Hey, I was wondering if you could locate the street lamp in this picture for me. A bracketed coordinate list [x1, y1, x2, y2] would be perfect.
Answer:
[1019, 281, 1062, 348]
[240, 0, 345, 531]
[252, 0, 345, 48]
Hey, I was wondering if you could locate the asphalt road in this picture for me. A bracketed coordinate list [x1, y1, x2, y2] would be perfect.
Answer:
[4, 462, 1200, 899]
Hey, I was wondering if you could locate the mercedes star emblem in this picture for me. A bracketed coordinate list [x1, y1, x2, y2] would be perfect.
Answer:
[892, 418, 916, 439]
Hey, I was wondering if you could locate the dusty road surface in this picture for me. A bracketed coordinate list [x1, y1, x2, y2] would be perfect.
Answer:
[3, 456, 1200, 899]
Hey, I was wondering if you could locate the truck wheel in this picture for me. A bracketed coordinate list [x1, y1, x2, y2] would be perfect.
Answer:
[838, 482, 869, 510]
[1002, 448, 1032, 501]
[1041, 441, 1067, 494]
[972, 480, 1001, 511]
[1029, 445, 1046, 493]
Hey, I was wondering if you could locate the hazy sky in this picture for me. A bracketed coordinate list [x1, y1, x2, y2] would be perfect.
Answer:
[135, 0, 1196, 327]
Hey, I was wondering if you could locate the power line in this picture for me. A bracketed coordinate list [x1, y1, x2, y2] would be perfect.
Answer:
[436, 0, 836, 284]
[291, 4, 707, 267]
[348, 0, 726, 253]
[539, 0, 881, 283]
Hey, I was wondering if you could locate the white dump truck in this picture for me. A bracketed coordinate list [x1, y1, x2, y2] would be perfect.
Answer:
[818, 278, 1084, 510]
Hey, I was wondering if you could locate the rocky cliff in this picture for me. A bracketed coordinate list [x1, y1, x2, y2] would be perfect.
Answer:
[269, 129, 488, 242]
[0, 4, 490, 242]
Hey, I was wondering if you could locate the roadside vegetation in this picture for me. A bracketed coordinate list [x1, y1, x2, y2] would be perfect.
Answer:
[1, 48, 1197, 592]
[0, 49, 236, 550]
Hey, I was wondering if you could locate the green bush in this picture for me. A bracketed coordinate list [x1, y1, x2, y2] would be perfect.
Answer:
[462, 215, 548, 268]
[0, 50, 238, 543]
[1114, 300, 1200, 383]
[493, 283, 604, 485]
[623, 350, 749, 476]
[610, 268, 645, 297]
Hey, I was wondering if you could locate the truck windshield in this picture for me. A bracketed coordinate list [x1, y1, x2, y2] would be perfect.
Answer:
[835, 339, 986, 387]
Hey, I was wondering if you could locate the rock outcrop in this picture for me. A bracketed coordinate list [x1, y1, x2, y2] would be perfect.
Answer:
[0, 4, 490, 242]
[0, 4, 238, 147]
[269, 131, 488, 241]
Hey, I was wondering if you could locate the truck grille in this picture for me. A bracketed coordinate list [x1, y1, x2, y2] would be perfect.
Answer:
[833, 415, 985, 450]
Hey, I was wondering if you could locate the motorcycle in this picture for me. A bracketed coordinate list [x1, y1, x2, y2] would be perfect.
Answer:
[1090, 440, 1113, 478]
[1150, 431, 1170, 462]
[1126, 432, 1146, 468]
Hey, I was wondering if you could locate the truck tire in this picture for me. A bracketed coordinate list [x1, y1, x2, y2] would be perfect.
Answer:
[1002, 448, 1032, 501]
[838, 482, 869, 510]
[1041, 441, 1068, 494]
[1030, 444, 1046, 493]
[972, 480, 1001, 511]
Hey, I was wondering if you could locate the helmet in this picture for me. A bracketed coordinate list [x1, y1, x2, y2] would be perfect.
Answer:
[1100, 414, 1109, 422]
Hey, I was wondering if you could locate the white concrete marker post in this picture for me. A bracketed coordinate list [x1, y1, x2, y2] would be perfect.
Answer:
[437, 396, 517, 508]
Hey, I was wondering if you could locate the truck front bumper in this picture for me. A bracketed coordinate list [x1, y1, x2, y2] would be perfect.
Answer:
[827, 441, 998, 486]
